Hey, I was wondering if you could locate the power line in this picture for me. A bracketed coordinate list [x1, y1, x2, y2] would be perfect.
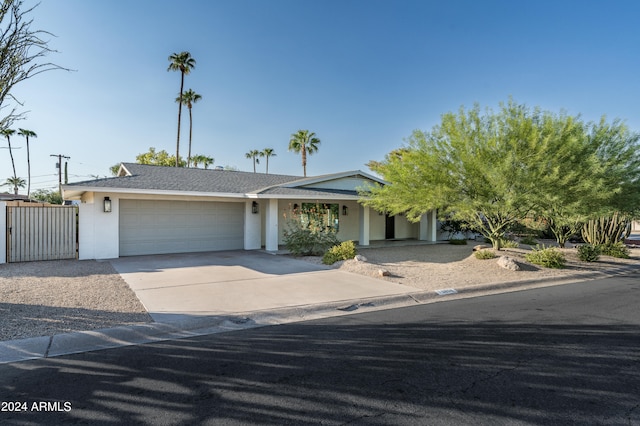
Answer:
[50, 154, 70, 198]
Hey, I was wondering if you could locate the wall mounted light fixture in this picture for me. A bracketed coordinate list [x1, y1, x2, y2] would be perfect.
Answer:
[103, 197, 112, 213]
[342, 205, 348, 216]
[252, 201, 259, 214]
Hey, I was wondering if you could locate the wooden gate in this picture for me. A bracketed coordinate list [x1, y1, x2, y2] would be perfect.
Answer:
[6, 204, 78, 262]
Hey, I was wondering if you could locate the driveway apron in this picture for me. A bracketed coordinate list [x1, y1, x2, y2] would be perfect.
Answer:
[110, 251, 417, 323]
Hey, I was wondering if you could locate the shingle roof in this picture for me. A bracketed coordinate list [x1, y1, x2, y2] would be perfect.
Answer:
[65, 163, 302, 194]
[63, 163, 379, 199]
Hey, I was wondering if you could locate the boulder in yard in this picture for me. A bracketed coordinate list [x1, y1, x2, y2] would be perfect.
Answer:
[354, 254, 368, 262]
[378, 269, 391, 277]
[497, 256, 520, 271]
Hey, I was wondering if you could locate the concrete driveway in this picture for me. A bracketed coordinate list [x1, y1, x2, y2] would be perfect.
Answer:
[110, 250, 418, 323]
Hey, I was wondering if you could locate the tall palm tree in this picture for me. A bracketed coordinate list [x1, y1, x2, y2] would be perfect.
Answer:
[4, 176, 25, 195]
[191, 154, 214, 169]
[245, 149, 262, 173]
[176, 89, 202, 167]
[1, 128, 17, 183]
[17, 128, 36, 198]
[288, 130, 320, 177]
[167, 51, 196, 167]
[261, 148, 276, 174]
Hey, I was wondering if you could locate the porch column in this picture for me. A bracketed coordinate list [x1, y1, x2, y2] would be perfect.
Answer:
[359, 205, 370, 246]
[244, 200, 261, 250]
[0, 202, 6, 264]
[419, 209, 438, 242]
[265, 198, 279, 251]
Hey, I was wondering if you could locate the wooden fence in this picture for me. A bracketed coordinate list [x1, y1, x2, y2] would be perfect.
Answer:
[6, 204, 78, 263]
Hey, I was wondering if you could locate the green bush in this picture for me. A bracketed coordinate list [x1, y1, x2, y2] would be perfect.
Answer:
[577, 244, 601, 262]
[500, 239, 520, 248]
[283, 226, 339, 256]
[519, 235, 538, 245]
[474, 249, 496, 260]
[599, 242, 630, 259]
[525, 245, 566, 268]
[322, 240, 357, 265]
[449, 238, 468, 245]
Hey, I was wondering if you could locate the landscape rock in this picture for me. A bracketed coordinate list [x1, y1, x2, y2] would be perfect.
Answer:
[497, 256, 520, 271]
[354, 254, 368, 262]
[473, 244, 490, 251]
[378, 269, 391, 277]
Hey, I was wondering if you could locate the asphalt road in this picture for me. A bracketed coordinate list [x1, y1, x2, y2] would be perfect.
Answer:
[1, 274, 639, 425]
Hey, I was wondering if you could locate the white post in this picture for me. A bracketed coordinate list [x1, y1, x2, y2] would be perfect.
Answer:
[265, 198, 279, 251]
[0, 202, 6, 264]
[359, 205, 370, 246]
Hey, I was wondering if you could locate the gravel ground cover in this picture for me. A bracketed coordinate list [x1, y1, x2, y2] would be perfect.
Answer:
[0, 260, 150, 341]
[1, 241, 638, 342]
[299, 240, 640, 292]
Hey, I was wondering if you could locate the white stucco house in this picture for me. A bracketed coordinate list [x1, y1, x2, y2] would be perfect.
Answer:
[62, 163, 438, 260]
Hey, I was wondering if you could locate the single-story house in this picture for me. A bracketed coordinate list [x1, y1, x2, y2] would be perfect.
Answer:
[62, 163, 438, 260]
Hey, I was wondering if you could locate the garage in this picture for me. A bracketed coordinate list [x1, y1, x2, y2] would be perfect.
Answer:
[119, 199, 244, 256]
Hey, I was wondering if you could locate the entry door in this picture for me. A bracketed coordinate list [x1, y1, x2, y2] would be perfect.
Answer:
[385, 214, 395, 239]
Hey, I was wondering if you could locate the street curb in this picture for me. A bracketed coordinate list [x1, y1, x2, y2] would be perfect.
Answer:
[1, 263, 638, 364]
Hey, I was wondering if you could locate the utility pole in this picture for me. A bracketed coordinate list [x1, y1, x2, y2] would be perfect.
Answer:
[50, 154, 70, 201]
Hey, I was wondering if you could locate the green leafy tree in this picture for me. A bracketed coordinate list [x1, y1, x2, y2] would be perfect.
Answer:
[17, 128, 36, 197]
[31, 188, 62, 204]
[176, 88, 202, 167]
[167, 51, 196, 167]
[4, 176, 24, 194]
[362, 100, 640, 250]
[0, 0, 66, 128]
[245, 149, 262, 173]
[136, 147, 186, 167]
[288, 130, 320, 177]
[261, 148, 276, 174]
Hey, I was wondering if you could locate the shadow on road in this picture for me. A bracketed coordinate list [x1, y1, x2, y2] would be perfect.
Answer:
[2, 315, 638, 424]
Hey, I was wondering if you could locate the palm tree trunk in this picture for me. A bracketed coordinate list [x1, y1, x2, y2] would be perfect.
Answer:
[175, 72, 185, 167]
[266, 156, 269, 174]
[187, 106, 193, 167]
[302, 145, 307, 177]
[7, 136, 17, 182]
[26, 137, 31, 198]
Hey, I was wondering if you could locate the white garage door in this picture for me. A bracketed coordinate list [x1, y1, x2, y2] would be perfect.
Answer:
[119, 200, 244, 256]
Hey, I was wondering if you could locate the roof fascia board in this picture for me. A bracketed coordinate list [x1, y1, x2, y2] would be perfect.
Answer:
[282, 170, 387, 188]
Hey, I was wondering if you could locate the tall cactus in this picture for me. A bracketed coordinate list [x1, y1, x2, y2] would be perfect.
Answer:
[581, 212, 631, 245]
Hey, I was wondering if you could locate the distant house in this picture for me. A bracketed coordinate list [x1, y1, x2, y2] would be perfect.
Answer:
[0, 193, 31, 202]
[62, 163, 438, 260]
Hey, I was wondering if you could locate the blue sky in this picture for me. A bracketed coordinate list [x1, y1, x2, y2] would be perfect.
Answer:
[3, 0, 640, 193]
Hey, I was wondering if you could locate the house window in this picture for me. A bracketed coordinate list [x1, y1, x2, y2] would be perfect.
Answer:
[300, 203, 340, 232]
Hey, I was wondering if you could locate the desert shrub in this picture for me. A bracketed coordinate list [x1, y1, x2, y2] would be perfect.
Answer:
[322, 240, 357, 265]
[520, 235, 538, 245]
[599, 242, 630, 259]
[283, 207, 340, 256]
[525, 245, 566, 268]
[474, 250, 496, 260]
[577, 244, 601, 262]
[500, 238, 520, 249]
[449, 238, 468, 245]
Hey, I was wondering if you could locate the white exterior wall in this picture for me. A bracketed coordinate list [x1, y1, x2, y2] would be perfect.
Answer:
[0, 202, 6, 264]
[79, 192, 119, 260]
[370, 211, 386, 240]
[244, 200, 261, 250]
[394, 214, 420, 239]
